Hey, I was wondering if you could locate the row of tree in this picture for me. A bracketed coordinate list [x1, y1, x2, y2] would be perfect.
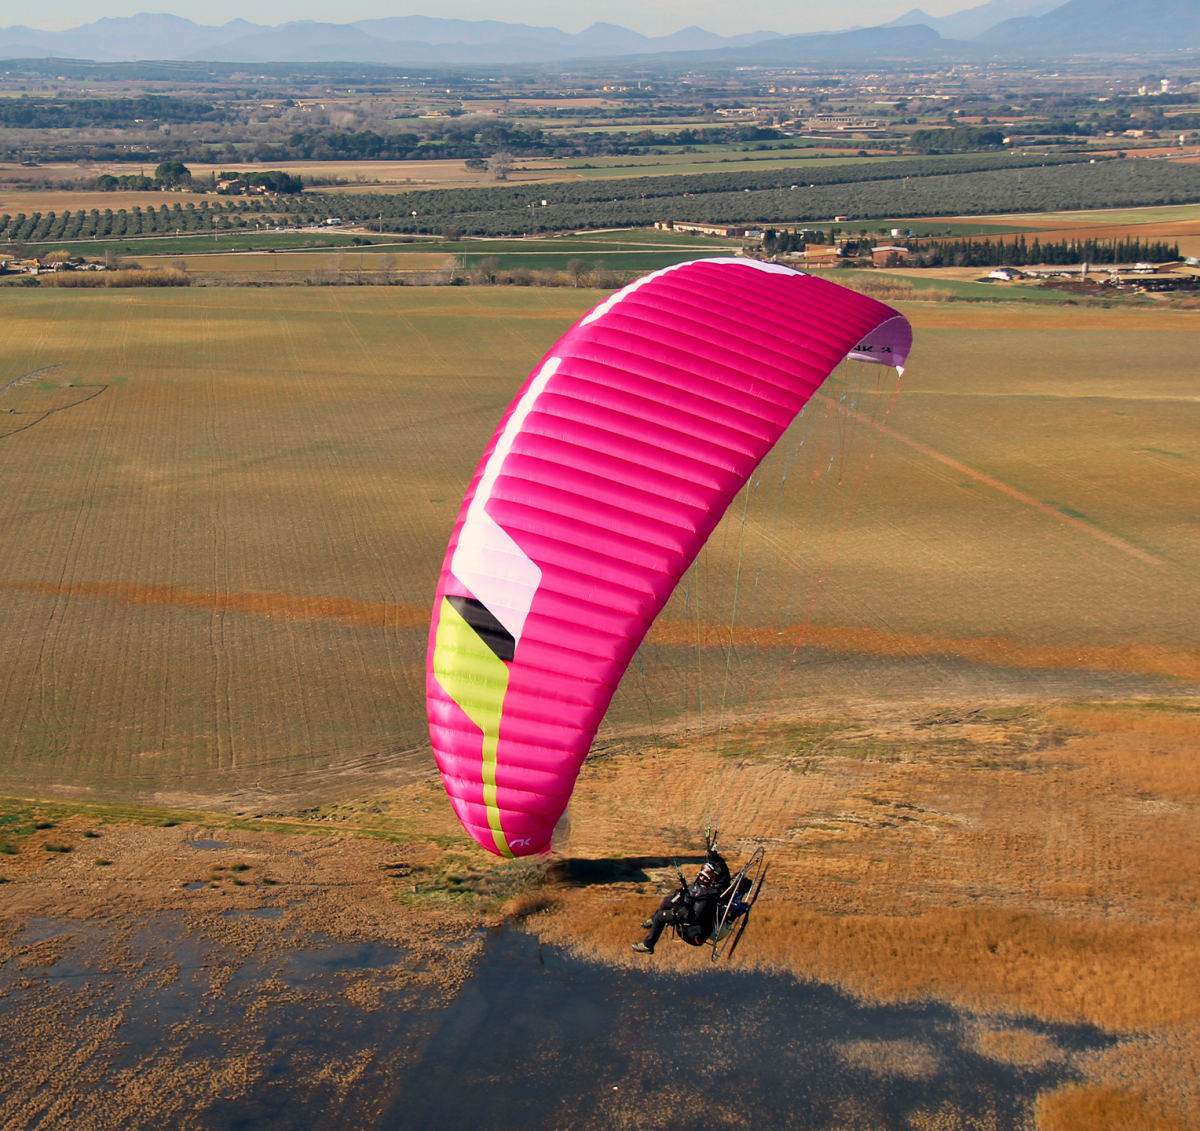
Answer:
[4, 121, 799, 167]
[0, 95, 219, 129]
[903, 235, 1182, 267]
[0, 200, 276, 242]
[297, 155, 1199, 237]
[301, 152, 1093, 224]
[909, 127, 1007, 153]
[94, 159, 193, 192]
[260, 123, 786, 163]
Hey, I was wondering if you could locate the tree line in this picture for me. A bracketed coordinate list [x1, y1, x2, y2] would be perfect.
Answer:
[238, 122, 788, 163]
[0, 95, 220, 129]
[93, 162, 302, 195]
[905, 235, 1182, 267]
[2, 119, 799, 167]
[909, 127, 1007, 153]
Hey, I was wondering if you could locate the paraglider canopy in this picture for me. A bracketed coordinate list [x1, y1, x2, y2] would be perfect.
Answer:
[427, 259, 912, 856]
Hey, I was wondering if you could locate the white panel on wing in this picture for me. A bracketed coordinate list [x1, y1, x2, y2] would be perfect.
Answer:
[449, 356, 561, 645]
[846, 314, 912, 373]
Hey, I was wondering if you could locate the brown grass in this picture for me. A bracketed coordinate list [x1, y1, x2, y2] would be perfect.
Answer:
[503, 890, 558, 919]
[843, 276, 953, 302]
[1160, 293, 1200, 310]
[532, 699, 1200, 1027]
[0, 287, 601, 800]
[1048, 705, 1200, 801]
[531, 698, 1200, 1125]
[0, 188, 208, 213]
[169, 250, 437, 276]
[1036, 1085, 1187, 1131]
[971, 1026, 1064, 1068]
[2, 288, 1196, 1126]
[0, 796, 494, 1131]
[0, 288, 1196, 796]
[40, 268, 192, 288]
[538, 896, 1200, 1030]
[838, 1038, 939, 1079]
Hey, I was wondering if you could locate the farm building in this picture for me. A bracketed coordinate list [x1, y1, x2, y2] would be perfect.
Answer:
[872, 245, 912, 266]
[798, 245, 840, 266]
[655, 222, 748, 237]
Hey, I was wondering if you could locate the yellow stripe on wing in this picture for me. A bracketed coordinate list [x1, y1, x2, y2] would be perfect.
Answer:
[431, 596, 513, 857]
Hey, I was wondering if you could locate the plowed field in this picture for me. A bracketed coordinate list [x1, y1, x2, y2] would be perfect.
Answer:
[0, 290, 1197, 815]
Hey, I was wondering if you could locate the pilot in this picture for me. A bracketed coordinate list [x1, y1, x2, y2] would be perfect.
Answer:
[632, 846, 730, 955]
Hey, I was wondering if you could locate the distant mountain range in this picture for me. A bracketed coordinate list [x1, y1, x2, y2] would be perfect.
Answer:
[681, 0, 1200, 62]
[0, 0, 1196, 66]
[0, 14, 781, 64]
[881, 0, 1064, 41]
[733, 24, 963, 64]
[977, 0, 1200, 54]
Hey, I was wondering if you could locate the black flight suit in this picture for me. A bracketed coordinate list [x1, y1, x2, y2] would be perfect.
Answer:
[641, 849, 730, 951]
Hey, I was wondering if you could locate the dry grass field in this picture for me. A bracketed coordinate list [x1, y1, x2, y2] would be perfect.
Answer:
[0, 186, 215, 215]
[178, 158, 524, 191]
[0, 287, 597, 808]
[0, 160, 534, 202]
[166, 249, 452, 284]
[604, 301, 1200, 746]
[537, 697, 1200, 1130]
[924, 203, 1200, 256]
[2, 286, 1199, 1127]
[1, 291, 1195, 807]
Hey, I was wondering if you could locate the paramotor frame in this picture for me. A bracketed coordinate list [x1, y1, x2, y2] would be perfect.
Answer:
[709, 845, 766, 962]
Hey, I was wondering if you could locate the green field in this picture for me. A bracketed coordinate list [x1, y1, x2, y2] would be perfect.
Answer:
[450, 249, 731, 271]
[9, 229, 420, 258]
[15, 229, 735, 263]
[411, 232, 736, 255]
[556, 228, 739, 245]
[0, 288, 1197, 810]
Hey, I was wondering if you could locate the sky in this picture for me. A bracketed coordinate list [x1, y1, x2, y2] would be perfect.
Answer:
[3, 0, 976, 36]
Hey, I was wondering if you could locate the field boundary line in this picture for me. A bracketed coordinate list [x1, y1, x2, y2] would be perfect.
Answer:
[816, 392, 1165, 567]
[0, 580, 429, 627]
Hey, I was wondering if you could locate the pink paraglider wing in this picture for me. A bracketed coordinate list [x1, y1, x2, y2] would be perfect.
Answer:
[427, 259, 912, 856]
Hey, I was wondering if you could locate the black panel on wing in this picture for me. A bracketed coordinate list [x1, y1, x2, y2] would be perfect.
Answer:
[445, 594, 517, 663]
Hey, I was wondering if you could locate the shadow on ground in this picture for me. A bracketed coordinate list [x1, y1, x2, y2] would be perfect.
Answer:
[549, 856, 714, 885]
